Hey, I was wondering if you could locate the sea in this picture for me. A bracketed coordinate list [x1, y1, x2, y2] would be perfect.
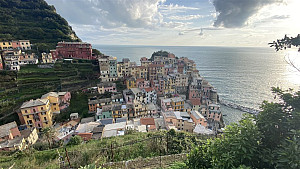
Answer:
[94, 45, 300, 125]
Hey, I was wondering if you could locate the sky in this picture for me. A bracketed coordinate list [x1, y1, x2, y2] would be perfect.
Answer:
[45, 0, 300, 47]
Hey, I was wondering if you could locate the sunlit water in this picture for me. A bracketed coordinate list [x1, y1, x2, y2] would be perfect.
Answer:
[94, 45, 300, 124]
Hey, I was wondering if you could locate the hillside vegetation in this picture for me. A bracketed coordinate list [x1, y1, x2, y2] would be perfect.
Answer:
[0, 60, 99, 125]
[0, 0, 80, 52]
[0, 130, 208, 168]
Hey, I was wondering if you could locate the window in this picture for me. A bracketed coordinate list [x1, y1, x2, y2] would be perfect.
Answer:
[25, 110, 28, 113]
[41, 107, 43, 110]
[44, 117, 47, 121]
[33, 109, 36, 113]
[27, 115, 29, 118]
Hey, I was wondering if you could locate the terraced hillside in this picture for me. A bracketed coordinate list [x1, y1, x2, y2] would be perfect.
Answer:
[0, 60, 99, 125]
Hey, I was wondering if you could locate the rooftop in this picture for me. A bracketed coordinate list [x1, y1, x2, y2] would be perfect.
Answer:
[41, 92, 59, 99]
[0, 121, 18, 138]
[131, 88, 142, 94]
[190, 111, 206, 120]
[21, 99, 48, 109]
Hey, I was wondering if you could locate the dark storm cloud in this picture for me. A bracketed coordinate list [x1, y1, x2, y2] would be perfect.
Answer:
[212, 0, 284, 28]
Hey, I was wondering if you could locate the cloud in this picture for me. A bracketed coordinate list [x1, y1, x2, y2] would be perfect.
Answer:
[269, 15, 290, 20]
[212, 0, 284, 28]
[47, 0, 165, 29]
[159, 4, 199, 11]
[168, 14, 205, 21]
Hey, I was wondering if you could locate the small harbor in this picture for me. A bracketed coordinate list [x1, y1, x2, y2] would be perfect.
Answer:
[219, 100, 261, 115]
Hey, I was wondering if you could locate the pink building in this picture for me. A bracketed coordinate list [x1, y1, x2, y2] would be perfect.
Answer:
[58, 92, 71, 110]
[189, 111, 207, 127]
[97, 82, 117, 94]
[161, 98, 173, 112]
[188, 84, 201, 106]
[12, 40, 31, 50]
[0, 121, 21, 142]
[207, 104, 222, 122]
[0, 56, 3, 70]
[51, 42, 95, 60]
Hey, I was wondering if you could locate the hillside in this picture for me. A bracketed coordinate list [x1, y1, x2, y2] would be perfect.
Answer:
[0, 0, 80, 52]
[0, 60, 100, 125]
[0, 131, 206, 169]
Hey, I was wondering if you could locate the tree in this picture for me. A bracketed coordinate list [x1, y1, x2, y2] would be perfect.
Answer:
[67, 135, 83, 146]
[269, 34, 300, 72]
[186, 89, 300, 169]
[92, 49, 103, 56]
[41, 127, 55, 149]
[269, 34, 300, 52]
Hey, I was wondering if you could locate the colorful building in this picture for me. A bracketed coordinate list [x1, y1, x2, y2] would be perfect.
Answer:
[0, 41, 13, 50]
[189, 111, 207, 127]
[41, 52, 55, 63]
[0, 121, 21, 142]
[58, 92, 71, 110]
[97, 82, 117, 94]
[50, 42, 94, 60]
[126, 77, 136, 89]
[173, 111, 195, 132]
[20, 99, 53, 130]
[142, 87, 157, 104]
[41, 92, 60, 114]
[0, 54, 3, 70]
[0, 40, 31, 51]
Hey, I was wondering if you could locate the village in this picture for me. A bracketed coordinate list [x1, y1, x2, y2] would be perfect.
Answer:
[0, 40, 223, 151]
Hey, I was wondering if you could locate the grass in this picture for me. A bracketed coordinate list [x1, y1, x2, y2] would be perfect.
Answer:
[0, 131, 200, 169]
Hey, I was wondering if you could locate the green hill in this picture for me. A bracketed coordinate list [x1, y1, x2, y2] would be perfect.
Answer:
[0, 0, 80, 52]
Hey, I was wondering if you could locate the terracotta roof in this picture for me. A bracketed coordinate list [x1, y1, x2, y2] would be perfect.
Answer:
[190, 99, 201, 106]
[144, 87, 154, 92]
[136, 78, 145, 83]
[149, 64, 164, 68]
[140, 118, 155, 125]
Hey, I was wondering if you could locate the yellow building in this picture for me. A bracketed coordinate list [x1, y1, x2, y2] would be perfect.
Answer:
[126, 77, 136, 89]
[0, 41, 13, 50]
[20, 99, 53, 131]
[112, 104, 127, 119]
[41, 92, 60, 114]
[136, 66, 148, 79]
[171, 97, 185, 111]
[20, 127, 38, 145]
[41, 52, 55, 63]
[134, 103, 147, 118]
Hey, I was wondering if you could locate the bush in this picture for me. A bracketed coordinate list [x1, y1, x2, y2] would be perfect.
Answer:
[33, 141, 50, 151]
[67, 135, 83, 146]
